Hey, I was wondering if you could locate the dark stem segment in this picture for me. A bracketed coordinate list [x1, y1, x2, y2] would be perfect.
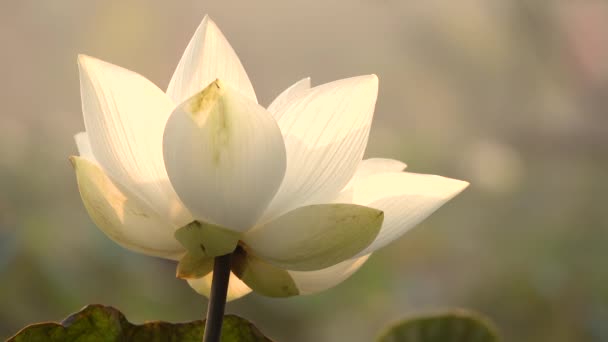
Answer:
[202, 253, 232, 342]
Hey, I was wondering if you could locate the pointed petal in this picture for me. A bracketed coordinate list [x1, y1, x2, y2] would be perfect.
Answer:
[74, 132, 96, 162]
[266, 77, 310, 115]
[289, 254, 370, 295]
[163, 80, 286, 231]
[243, 204, 383, 271]
[78, 55, 190, 226]
[187, 272, 252, 302]
[70, 156, 184, 260]
[262, 75, 379, 220]
[167, 16, 256, 104]
[348, 172, 469, 256]
[231, 247, 299, 298]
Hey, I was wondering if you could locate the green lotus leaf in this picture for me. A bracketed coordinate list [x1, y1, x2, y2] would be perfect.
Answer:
[8, 304, 273, 342]
[377, 310, 499, 342]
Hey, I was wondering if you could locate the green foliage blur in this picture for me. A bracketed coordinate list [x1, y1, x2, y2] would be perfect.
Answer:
[1, 1, 607, 341]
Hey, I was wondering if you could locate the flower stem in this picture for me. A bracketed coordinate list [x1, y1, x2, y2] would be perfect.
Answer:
[203, 253, 232, 342]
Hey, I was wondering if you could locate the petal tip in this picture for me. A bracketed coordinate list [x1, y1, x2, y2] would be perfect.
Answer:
[368, 74, 379, 89]
[167, 12, 257, 103]
[201, 14, 212, 27]
[457, 179, 471, 191]
[77, 54, 96, 69]
[440, 177, 470, 197]
[349, 74, 379, 95]
[183, 79, 225, 115]
[76, 53, 88, 63]
[196, 14, 218, 35]
[361, 74, 379, 87]
[77, 54, 109, 76]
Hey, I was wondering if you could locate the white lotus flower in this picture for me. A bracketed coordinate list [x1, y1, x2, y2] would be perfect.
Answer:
[71, 16, 468, 301]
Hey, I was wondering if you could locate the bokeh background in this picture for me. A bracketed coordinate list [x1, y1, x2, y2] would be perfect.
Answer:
[1, 1, 607, 341]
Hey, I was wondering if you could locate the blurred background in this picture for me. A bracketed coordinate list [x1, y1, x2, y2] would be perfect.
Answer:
[1, 1, 607, 341]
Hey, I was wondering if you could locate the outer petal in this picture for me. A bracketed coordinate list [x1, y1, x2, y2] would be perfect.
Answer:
[78, 55, 190, 226]
[70, 156, 185, 260]
[243, 204, 383, 271]
[345, 172, 469, 256]
[163, 80, 286, 232]
[266, 77, 310, 115]
[262, 75, 379, 221]
[187, 272, 252, 302]
[288, 254, 370, 295]
[167, 16, 256, 104]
